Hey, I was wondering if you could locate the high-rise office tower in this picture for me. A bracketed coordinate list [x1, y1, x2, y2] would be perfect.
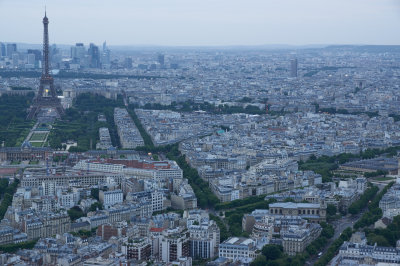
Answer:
[103, 41, 108, 52]
[0, 43, 5, 57]
[88, 43, 100, 68]
[71, 43, 86, 64]
[101, 41, 111, 67]
[28, 49, 42, 61]
[26, 53, 36, 69]
[28, 49, 42, 68]
[6, 43, 17, 58]
[124, 58, 133, 69]
[12, 53, 19, 68]
[27, 53, 35, 65]
[290, 58, 298, 78]
[158, 54, 165, 66]
[27, 11, 64, 119]
[50, 44, 61, 67]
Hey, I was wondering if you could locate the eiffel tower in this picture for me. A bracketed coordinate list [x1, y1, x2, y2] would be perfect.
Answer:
[27, 11, 64, 120]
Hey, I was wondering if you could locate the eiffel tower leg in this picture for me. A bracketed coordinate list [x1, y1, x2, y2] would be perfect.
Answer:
[57, 106, 65, 116]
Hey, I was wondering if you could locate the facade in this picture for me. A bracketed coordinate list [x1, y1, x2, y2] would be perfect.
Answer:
[127, 190, 166, 212]
[0, 226, 14, 245]
[187, 219, 220, 259]
[268, 202, 327, 222]
[122, 238, 152, 261]
[21, 171, 121, 188]
[126, 190, 165, 212]
[332, 241, 400, 265]
[281, 223, 322, 255]
[96, 223, 127, 240]
[21, 212, 71, 240]
[379, 182, 400, 218]
[218, 237, 257, 262]
[190, 239, 214, 259]
[160, 228, 190, 263]
[0, 141, 51, 161]
[99, 190, 123, 209]
[59, 191, 80, 209]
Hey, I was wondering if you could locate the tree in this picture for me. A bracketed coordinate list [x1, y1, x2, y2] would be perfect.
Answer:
[89, 202, 103, 212]
[91, 188, 99, 200]
[321, 224, 335, 239]
[368, 234, 391, 246]
[251, 255, 267, 266]
[327, 204, 337, 216]
[262, 244, 283, 260]
[67, 206, 84, 221]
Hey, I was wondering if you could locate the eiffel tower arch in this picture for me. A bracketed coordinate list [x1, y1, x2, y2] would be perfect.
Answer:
[27, 11, 64, 120]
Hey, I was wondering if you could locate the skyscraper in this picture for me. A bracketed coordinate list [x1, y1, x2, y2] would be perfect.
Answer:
[6, 43, 17, 58]
[124, 58, 133, 69]
[28, 49, 42, 68]
[88, 43, 100, 68]
[71, 43, 86, 65]
[158, 54, 165, 66]
[102, 41, 108, 52]
[12, 53, 19, 68]
[101, 41, 111, 68]
[27, 11, 64, 120]
[290, 58, 298, 78]
[0, 43, 5, 57]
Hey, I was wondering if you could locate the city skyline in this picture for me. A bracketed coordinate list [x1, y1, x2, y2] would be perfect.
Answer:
[0, 0, 399, 46]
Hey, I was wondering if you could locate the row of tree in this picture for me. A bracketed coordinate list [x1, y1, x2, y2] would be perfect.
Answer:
[214, 194, 267, 210]
[0, 239, 38, 253]
[0, 179, 20, 220]
[348, 185, 379, 215]
[125, 110, 221, 210]
[314, 227, 353, 266]
[318, 107, 378, 118]
[127, 106, 155, 147]
[306, 222, 335, 256]
[209, 214, 229, 242]
[138, 100, 267, 115]
[354, 182, 394, 229]
[170, 153, 220, 208]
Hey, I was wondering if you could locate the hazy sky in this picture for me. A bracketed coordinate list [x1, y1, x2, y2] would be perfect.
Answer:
[1, 0, 400, 46]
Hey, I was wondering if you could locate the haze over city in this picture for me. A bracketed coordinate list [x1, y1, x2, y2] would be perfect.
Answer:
[1, 0, 400, 46]
[1, 1, 400, 265]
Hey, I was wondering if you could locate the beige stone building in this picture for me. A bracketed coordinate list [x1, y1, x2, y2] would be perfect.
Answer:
[268, 202, 326, 222]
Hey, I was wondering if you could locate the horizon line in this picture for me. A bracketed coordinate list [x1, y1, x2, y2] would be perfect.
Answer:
[2, 42, 400, 49]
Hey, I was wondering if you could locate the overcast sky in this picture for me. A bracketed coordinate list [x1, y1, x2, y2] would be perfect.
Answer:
[1, 0, 400, 46]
